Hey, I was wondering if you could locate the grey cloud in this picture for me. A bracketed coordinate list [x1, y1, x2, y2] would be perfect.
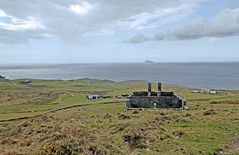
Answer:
[0, 0, 204, 43]
[126, 8, 239, 43]
[122, 34, 152, 44]
[0, 29, 49, 44]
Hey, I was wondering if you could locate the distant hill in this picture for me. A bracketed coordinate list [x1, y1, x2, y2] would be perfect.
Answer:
[0, 75, 6, 81]
[118, 80, 149, 85]
[144, 60, 155, 63]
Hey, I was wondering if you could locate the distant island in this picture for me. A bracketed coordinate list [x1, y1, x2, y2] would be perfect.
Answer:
[144, 60, 155, 63]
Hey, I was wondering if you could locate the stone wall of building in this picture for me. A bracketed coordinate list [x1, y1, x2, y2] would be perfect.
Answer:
[126, 96, 184, 109]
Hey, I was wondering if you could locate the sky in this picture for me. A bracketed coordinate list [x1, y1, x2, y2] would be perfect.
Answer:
[0, 0, 239, 64]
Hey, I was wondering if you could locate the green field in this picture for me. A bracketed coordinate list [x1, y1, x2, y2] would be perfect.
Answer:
[0, 79, 239, 155]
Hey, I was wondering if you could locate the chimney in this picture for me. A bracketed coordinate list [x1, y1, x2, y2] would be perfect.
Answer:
[157, 82, 162, 96]
[148, 83, 152, 96]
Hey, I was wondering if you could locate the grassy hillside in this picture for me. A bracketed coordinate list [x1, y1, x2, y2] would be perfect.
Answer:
[0, 79, 239, 155]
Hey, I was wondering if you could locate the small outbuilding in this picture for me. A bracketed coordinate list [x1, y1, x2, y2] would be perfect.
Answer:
[200, 88, 217, 94]
[86, 95, 103, 100]
[19, 79, 32, 84]
[209, 90, 217, 94]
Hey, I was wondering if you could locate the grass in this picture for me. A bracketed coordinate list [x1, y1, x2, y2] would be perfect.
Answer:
[0, 79, 239, 154]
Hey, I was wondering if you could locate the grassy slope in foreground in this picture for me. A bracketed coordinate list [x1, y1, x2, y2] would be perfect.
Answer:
[0, 79, 239, 155]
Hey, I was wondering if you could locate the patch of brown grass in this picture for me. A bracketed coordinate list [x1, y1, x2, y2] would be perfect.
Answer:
[210, 100, 239, 105]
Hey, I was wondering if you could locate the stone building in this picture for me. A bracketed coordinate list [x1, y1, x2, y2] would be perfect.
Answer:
[126, 82, 186, 109]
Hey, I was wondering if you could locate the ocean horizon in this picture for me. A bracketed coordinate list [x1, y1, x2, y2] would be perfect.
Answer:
[0, 62, 239, 90]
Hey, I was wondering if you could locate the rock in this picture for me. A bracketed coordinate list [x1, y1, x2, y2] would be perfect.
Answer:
[132, 111, 139, 114]
[18, 121, 30, 128]
[117, 114, 131, 120]
[203, 109, 217, 116]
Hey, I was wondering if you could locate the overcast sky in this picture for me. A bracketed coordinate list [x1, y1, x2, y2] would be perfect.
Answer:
[0, 0, 239, 63]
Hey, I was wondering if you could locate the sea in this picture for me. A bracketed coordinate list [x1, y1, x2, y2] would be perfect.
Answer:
[0, 62, 239, 90]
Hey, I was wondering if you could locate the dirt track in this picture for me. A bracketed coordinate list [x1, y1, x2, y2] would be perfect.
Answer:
[0, 101, 123, 122]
